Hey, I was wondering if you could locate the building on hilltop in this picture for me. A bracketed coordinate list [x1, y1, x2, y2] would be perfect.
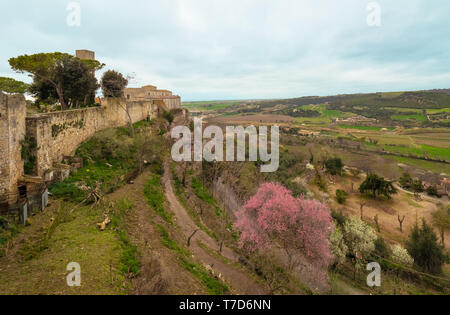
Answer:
[76, 49, 95, 60]
[124, 85, 181, 110]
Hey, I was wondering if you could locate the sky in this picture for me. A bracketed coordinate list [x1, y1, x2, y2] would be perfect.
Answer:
[1, 0, 450, 101]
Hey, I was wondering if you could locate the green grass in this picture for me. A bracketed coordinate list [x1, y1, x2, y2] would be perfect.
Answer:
[49, 126, 147, 202]
[383, 144, 450, 161]
[155, 224, 229, 295]
[338, 125, 394, 131]
[0, 202, 128, 294]
[50, 163, 132, 202]
[144, 175, 173, 223]
[111, 199, 140, 276]
[191, 177, 215, 204]
[392, 114, 428, 122]
[182, 100, 241, 112]
[392, 156, 450, 174]
[171, 168, 217, 240]
[420, 145, 450, 161]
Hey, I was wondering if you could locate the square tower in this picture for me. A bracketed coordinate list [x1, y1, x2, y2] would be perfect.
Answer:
[76, 49, 95, 60]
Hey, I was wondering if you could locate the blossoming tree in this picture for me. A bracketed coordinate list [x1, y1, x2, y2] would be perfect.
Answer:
[234, 183, 334, 282]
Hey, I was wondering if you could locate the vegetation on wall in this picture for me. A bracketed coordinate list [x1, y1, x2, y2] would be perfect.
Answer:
[21, 136, 37, 175]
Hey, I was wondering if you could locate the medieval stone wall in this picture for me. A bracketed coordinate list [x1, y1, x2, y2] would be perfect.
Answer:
[0, 93, 26, 203]
[26, 98, 159, 177]
[0, 96, 163, 204]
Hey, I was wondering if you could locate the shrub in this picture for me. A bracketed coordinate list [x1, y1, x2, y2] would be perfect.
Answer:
[331, 210, 346, 226]
[391, 244, 414, 267]
[342, 216, 377, 259]
[399, 173, 412, 189]
[162, 110, 174, 124]
[426, 185, 441, 198]
[335, 189, 349, 204]
[325, 157, 343, 175]
[330, 224, 348, 265]
[374, 237, 390, 259]
[406, 219, 447, 274]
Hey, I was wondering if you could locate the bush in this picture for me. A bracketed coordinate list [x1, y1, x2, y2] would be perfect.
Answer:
[330, 225, 348, 265]
[426, 185, 441, 198]
[335, 189, 349, 204]
[406, 219, 447, 274]
[331, 210, 346, 226]
[374, 237, 390, 258]
[162, 110, 174, 124]
[391, 244, 414, 267]
[399, 173, 412, 189]
[342, 216, 377, 259]
[325, 157, 343, 175]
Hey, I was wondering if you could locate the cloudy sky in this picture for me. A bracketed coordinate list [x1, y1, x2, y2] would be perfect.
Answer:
[1, 0, 449, 101]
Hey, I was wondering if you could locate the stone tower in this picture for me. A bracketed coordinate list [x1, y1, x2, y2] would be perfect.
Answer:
[75, 49, 95, 60]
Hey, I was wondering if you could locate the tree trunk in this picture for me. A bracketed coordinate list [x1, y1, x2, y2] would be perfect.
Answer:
[187, 229, 199, 247]
[124, 104, 135, 137]
[55, 84, 66, 110]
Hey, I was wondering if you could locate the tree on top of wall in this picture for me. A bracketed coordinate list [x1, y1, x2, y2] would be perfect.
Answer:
[101, 70, 135, 136]
[9, 52, 103, 110]
[101, 70, 128, 98]
[0, 77, 29, 94]
[29, 56, 100, 109]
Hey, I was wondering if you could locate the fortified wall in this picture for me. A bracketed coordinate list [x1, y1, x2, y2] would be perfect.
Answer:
[0, 93, 26, 205]
[0, 93, 174, 208]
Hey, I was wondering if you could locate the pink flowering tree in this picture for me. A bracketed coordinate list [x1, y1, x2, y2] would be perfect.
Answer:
[235, 183, 334, 282]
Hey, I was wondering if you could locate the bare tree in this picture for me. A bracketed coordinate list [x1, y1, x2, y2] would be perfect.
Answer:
[374, 215, 381, 233]
[398, 215, 406, 233]
[359, 202, 366, 220]
[187, 229, 199, 247]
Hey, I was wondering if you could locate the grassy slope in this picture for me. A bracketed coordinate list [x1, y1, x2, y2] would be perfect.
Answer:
[0, 202, 130, 295]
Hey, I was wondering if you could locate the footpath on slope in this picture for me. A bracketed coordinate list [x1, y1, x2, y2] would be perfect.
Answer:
[107, 171, 206, 295]
[162, 163, 267, 294]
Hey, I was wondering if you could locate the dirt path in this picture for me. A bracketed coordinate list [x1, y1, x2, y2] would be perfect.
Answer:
[107, 171, 206, 295]
[163, 164, 267, 294]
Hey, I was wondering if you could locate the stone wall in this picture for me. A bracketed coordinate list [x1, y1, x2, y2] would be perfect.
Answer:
[26, 98, 159, 177]
[0, 93, 26, 204]
[1, 94, 177, 205]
